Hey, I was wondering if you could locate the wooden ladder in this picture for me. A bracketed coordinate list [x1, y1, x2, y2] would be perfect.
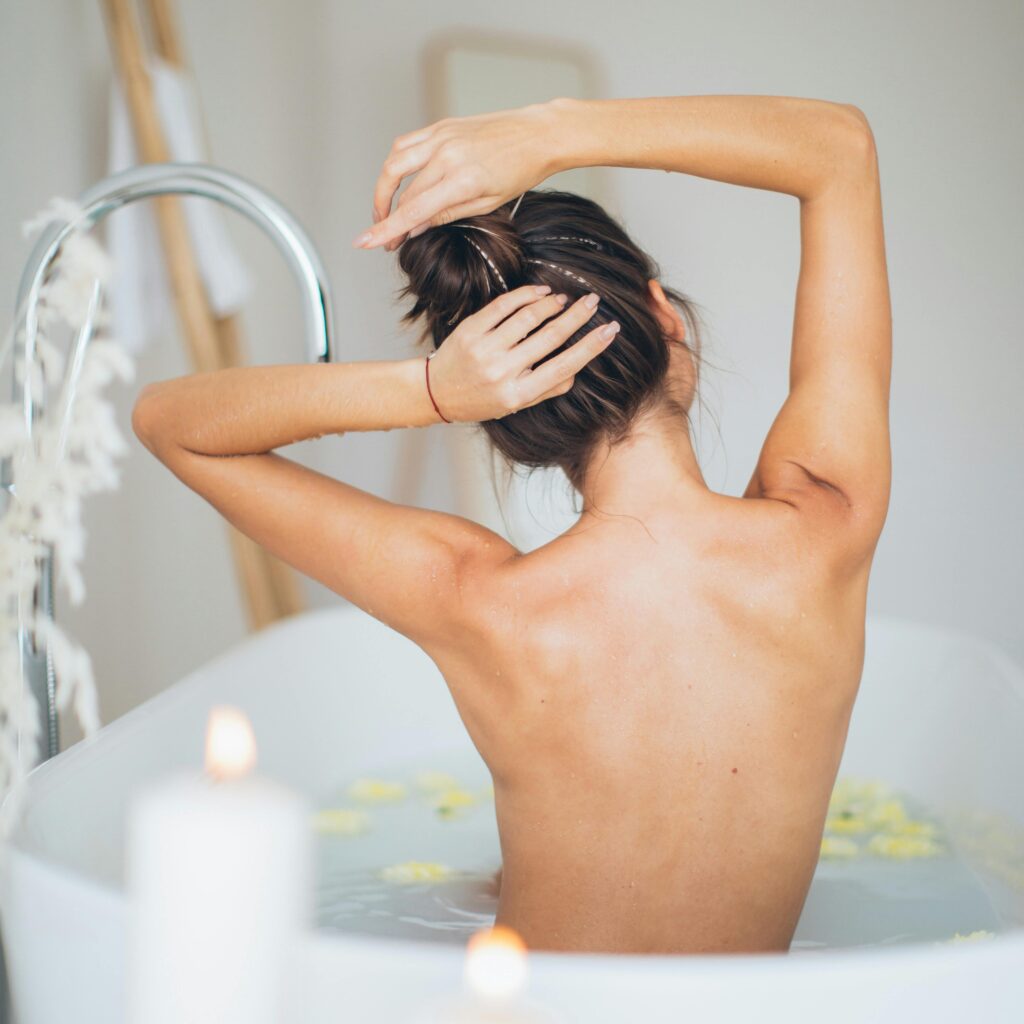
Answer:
[100, 0, 305, 630]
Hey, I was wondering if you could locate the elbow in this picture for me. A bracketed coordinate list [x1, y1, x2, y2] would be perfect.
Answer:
[836, 103, 878, 165]
[838, 103, 871, 132]
[808, 103, 877, 199]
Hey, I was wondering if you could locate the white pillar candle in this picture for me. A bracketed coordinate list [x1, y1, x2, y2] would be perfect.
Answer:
[126, 706, 312, 1024]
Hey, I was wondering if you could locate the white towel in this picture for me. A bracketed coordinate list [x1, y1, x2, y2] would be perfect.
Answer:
[106, 57, 253, 354]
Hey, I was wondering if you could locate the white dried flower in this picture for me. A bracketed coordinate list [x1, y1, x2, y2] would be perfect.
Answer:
[20, 197, 85, 239]
[0, 197, 135, 840]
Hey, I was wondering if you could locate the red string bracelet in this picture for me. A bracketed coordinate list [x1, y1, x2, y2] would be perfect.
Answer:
[424, 352, 451, 423]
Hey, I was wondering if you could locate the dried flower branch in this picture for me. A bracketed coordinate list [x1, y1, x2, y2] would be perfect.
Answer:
[0, 200, 134, 840]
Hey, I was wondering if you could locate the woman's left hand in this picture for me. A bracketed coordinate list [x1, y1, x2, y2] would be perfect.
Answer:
[426, 285, 619, 423]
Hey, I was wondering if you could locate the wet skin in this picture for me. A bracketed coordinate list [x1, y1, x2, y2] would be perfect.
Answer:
[432, 439, 880, 954]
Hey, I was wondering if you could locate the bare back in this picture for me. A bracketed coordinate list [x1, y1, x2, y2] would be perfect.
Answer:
[433, 491, 875, 953]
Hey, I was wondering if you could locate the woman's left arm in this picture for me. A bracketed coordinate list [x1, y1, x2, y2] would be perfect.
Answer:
[131, 286, 615, 650]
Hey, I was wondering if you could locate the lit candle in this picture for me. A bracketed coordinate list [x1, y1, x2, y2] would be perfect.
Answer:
[464, 926, 530, 1007]
[416, 925, 560, 1023]
[126, 706, 312, 1024]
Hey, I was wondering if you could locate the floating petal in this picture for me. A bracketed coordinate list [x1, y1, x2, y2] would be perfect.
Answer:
[380, 861, 454, 884]
[820, 836, 860, 860]
[313, 808, 370, 836]
[348, 778, 407, 804]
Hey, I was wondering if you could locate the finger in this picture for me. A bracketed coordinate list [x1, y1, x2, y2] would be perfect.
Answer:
[371, 140, 438, 224]
[519, 373, 576, 409]
[522, 321, 621, 400]
[355, 176, 473, 250]
[390, 121, 442, 152]
[487, 293, 571, 352]
[382, 163, 446, 251]
[401, 196, 505, 244]
[508, 293, 602, 370]
[463, 285, 554, 334]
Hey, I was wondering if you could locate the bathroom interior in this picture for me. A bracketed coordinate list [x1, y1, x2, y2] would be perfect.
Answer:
[1, 1, 1022, 1021]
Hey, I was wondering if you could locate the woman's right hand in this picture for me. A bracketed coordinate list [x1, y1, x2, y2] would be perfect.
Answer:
[352, 101, 565, 253]
[426, 284, 619, 422]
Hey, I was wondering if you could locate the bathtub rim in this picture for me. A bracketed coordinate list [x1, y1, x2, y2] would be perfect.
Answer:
[3, 605, 1024, 974]
[9, 605, 1024, 810]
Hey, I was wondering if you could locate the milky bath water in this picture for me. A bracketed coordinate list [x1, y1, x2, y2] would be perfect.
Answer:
[312, 753, 1020, 949]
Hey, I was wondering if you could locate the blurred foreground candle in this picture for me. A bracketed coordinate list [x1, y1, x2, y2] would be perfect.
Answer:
[465, 925, 530, 1006]
[416, 925, 560, 1023]
[126, 706, 312, 1024]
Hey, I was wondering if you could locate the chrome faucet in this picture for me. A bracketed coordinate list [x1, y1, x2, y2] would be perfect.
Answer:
[1, 163, 335, 765]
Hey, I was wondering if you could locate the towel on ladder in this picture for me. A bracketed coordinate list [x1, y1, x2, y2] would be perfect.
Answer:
[106, 56, 253, 354]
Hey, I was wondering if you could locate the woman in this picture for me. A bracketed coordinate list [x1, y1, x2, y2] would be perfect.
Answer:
[133, 95, 891, 954]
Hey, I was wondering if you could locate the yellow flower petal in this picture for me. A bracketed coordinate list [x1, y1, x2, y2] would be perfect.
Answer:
[866, 799, 909, 830]
[887, 819, 939, 839]
[949, 930, 995, 943]
[415, 771, 460, 792]
[313, 808, 370, 836]
[867, 834, 942, 859]
[820, 836, 860, 860]
[348, 778, 408, 804]
[431, 788, 478, 818]
[829, 777, 892, 813]
[826, 813, 870, 835]
[379, 861, 454, 884]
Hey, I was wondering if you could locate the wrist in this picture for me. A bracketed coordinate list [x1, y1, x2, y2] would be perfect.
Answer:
[422, 352, 453, 425]
[397, 355, 450, 427]
[538, 96, 601, 177]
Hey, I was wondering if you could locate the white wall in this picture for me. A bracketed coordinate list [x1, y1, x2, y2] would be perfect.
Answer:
[1, 0, 1021, 742]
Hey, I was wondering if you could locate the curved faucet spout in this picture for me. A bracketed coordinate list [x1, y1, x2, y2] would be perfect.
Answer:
[16, 160, 334, 431]
[8, 162, 335, 764]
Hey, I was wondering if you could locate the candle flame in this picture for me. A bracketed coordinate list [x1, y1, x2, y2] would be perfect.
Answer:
[204, 706, 257, 781]
[464, 925, 528, 1001]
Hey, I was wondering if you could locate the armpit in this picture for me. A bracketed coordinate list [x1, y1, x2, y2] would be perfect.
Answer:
[783, 459, 854, 508]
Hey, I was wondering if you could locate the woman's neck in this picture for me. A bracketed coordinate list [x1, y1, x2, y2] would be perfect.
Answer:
[575, 405, 709, 521]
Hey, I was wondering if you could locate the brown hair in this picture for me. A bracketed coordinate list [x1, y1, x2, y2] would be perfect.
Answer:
[397, 188, 706, 490]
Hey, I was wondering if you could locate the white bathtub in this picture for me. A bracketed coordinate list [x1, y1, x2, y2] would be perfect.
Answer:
[2, 606, 1023, 1023]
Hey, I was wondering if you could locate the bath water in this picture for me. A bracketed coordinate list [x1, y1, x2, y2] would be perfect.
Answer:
[312, 751, 1016, 950]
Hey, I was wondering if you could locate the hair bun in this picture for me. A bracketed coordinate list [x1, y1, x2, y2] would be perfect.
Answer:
[396, 187, 705, 490]
[397, 211, 524, 342]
